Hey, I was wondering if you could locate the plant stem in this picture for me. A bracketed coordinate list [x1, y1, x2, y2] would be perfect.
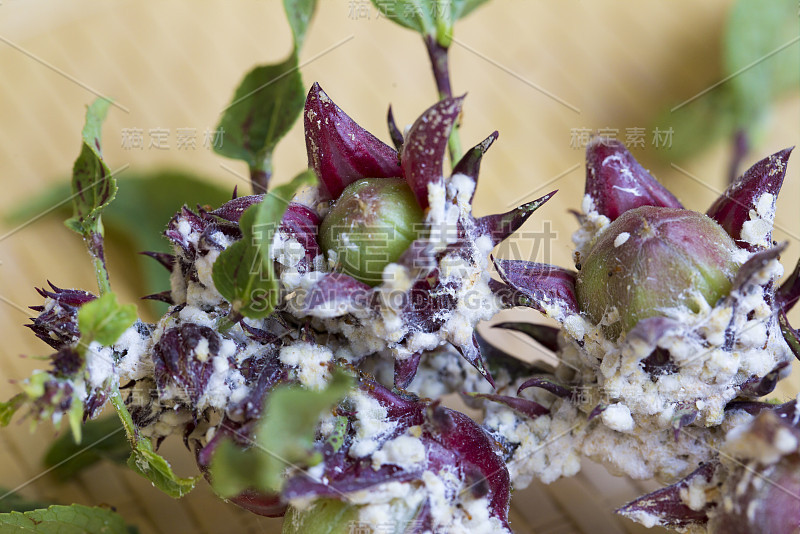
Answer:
[425, 35, 462, 167]
[88, 230, 111, 296]
[250, 155, 273, 194]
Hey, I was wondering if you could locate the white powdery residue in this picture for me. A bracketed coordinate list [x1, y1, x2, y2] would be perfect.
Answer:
[177, 219, 193, 240]
[198, 353, 235, 411]
[448, 173, 476, 211]
[425, 181, 459, 250]
[271, 231, 306, 269]
[147, 408, 193, 440]
[405, 331, 442, 354]
[169, 262, 187, 304]
[614, 232, 630, 247]
[349, 481, 427, 530]
[439, 253, 471, 280]
[348, 390, 397, 458]
[381, 263, 412, 293]
[190, 248, 225, 307]
[177, 306, 217, 329]
[562, 314, 588, 340]
[371, 434, 426, 470]
[572, 194, 611, 264]
[85, 341, 115, 389]
[740, 192, 775, 248]
[114, 325, 153, 382]
[679, 471, 712, 511]
[601, 403, 634, 433]
[278, 341, 333, 390]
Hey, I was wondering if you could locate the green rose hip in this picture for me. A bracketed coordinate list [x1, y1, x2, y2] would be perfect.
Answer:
[319, 178, 424, 286]
[575, 206, 741, 340]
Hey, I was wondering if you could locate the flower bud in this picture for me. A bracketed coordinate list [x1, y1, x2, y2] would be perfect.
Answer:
[575, 206, 740, 339]
[319, 178, 424, 286]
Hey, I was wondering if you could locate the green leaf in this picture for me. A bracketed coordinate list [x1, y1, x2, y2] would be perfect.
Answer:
[67, 393, 85, 445]
[43, 416, 129, 482]
[4, 171, 232, 316]
[724, 0, 799, 130]
[107, 389, 198, 498]
[0, 504, 130, 534]
[370, 0, 490, 45]
[77, 293, 137, 346]
[0, 490, 52, 514]
[65, 99, 116, 237]
[0, 394, 25, 427]
[325, 416, 348, 454]
[210, 368, 354, 497]
[214, 55, 305, 170]
[127, 439, 198, 499]
[212, 170, 315, 321]
[655, 87, 736, 161]
[659, 0, 799, 162]
[283, 0, 317, 51]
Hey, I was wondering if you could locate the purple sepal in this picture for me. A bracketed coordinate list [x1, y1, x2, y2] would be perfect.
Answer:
[28, 283, 97, 350]
[730, 242, 787, 291]
[778, 310, 800, 361]
[626, 317, 682, 377]
[394, 352, 422, 390]
[585, 137, 682, 220]
[240, 321, 280, 345]
[142, 291, 174, 304]
[726, 399, 800, 420]
[211, 194, 263, 223]
[671, 404, 698, 441]
[452, 131, 499, 202]
[281, 380, 512, 530]
[153, 323, 221, 406]
[426, 404, 511, 528]
[778, 256, 800, 313]
[493, 322, 560, 352]
[304, 83, 401, 200]
[475, 190, 557, 246]
[707, 148, 792, 250]
[493, 259, 579, 315]
[166, 206, 207, 254]
[740, 361, 790, 397]
[454, 334, 495, 388]
[517, 376, 573, 399]
[641, 348, 678, 378]
[616, 462, 717, 528]
[299, 272, 373, 317]
[386, 105, 404, 152]
[468, 392, 550, 420]
[401, 96, 464, 209]
[140, 251, 175, 272]
[488, 279, 529, 309]
[279, 203, 321, 267]
[587, 403, 607, 421]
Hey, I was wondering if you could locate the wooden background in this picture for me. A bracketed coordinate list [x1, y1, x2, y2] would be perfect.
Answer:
[0, 1, 798, 533]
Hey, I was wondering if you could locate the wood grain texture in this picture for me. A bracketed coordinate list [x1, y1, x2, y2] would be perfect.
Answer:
[0, 1, 798, 533]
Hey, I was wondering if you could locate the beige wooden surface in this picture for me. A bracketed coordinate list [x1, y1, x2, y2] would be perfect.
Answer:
[0, 1, 798, 533]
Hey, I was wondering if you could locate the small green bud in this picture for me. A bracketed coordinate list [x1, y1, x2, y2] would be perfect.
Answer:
[319, 178, 424, 286]
[575, 206, 740, 339]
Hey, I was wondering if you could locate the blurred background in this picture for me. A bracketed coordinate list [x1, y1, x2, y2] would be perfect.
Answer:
[0, 1, 797, 532]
